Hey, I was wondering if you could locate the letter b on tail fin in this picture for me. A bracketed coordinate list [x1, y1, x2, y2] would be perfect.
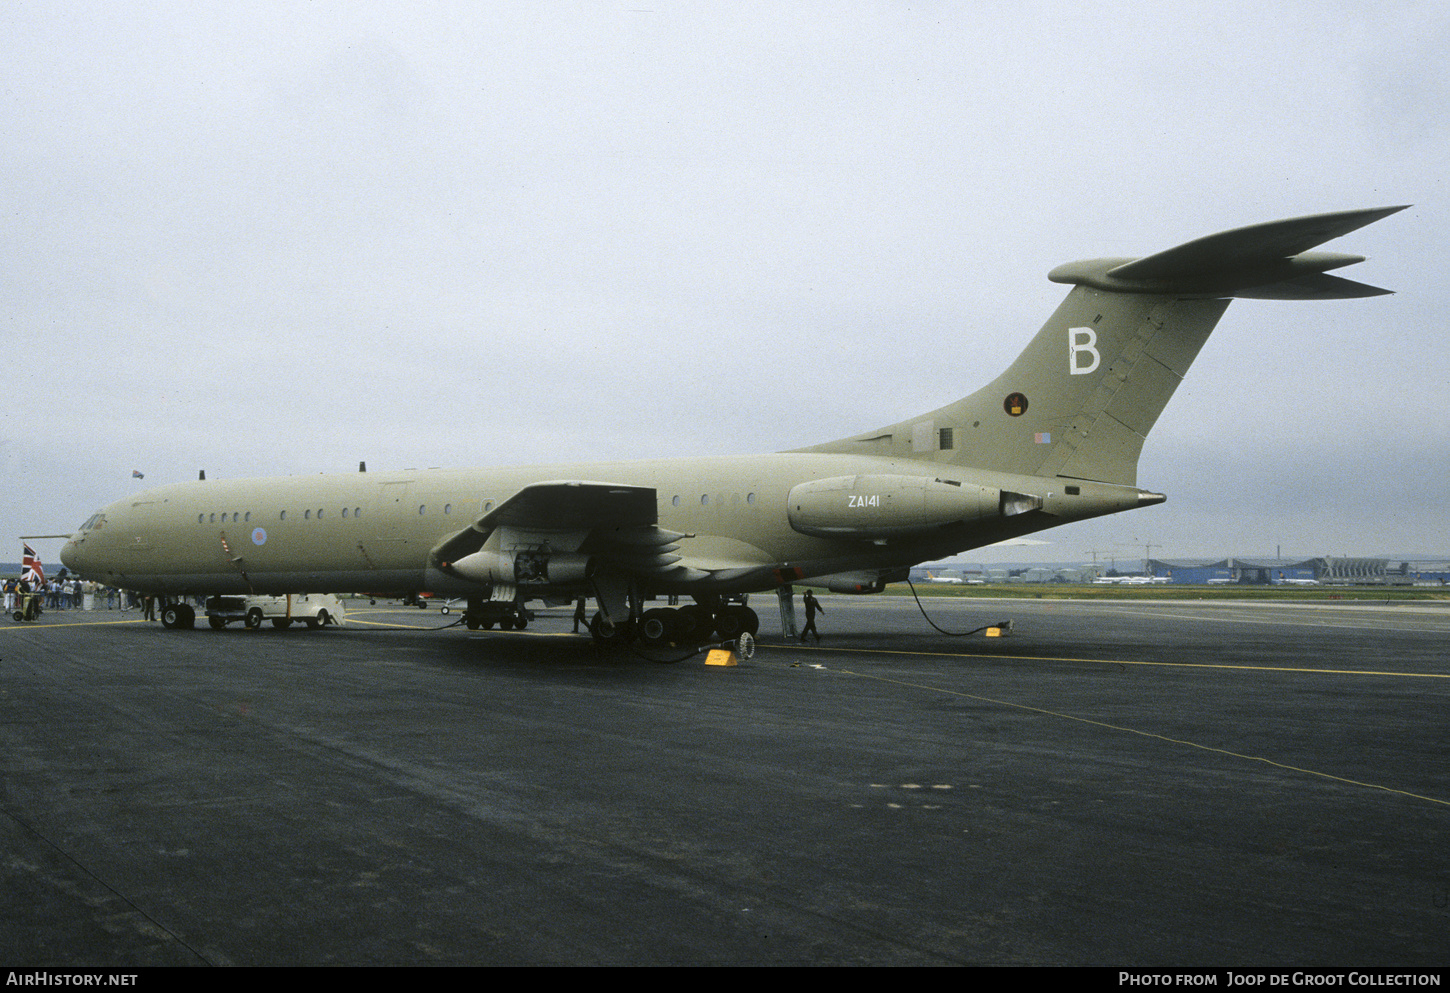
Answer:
[1068, 327, 1101, 375]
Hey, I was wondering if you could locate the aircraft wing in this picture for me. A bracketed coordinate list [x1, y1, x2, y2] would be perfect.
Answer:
[431, 480, 767, 586]
[479, 480, 658, 532]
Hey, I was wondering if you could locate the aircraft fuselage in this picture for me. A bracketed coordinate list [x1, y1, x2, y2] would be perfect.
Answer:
[60, 452, 1150, 599]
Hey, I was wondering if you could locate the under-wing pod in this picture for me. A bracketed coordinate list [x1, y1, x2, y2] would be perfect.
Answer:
[447, 549, 595, 586]
[787, 474, 998, 539]
[816, 567, 910, 594]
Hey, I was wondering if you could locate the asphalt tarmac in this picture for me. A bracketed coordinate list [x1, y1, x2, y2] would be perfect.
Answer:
[3, 595, 1448, 966]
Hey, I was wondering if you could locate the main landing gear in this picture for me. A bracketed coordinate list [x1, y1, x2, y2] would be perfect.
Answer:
[591, 602, 759, 647]
[461, 602, 532, 632]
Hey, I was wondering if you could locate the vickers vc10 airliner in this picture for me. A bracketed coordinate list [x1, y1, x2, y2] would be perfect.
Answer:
[61, 206, 1406, 642]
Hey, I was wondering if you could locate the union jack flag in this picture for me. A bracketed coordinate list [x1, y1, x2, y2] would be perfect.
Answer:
[22, 543, 44, 586]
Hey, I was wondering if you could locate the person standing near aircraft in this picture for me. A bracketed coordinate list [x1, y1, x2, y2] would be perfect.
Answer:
[800, 590, 824, 643]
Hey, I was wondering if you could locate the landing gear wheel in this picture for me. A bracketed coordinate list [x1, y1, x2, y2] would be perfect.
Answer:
[639, 608, 675, 646]
[738, 605, 760, 636]
[674, 605, 714, 643]
[713, 608, 745, 640]
[590, 612, 629, 645]
[161, 604, 195, 630]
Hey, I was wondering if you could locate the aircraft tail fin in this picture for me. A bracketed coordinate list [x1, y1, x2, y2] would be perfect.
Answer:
[802, 206, 1406, 486]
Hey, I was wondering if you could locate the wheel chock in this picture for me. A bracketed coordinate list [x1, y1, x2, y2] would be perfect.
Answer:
[705, 632, 755, 665]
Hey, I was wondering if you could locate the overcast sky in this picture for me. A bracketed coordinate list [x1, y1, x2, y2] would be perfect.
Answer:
[4, 1, 1446, 568]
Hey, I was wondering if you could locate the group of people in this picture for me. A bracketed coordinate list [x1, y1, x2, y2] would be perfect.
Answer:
[3, 576, 150, 615]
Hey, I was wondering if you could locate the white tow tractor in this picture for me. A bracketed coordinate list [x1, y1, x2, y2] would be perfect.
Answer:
[204, 593, 345, 630]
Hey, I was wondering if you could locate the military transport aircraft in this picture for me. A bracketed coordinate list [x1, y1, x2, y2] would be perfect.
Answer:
[61, 206, 1405, 643]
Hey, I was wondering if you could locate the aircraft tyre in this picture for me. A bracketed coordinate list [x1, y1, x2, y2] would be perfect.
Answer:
[639, 608, 675, 646]
[674, 605, 714, 643]
[161, 603, 195, 630]
[714, 605, 758, 640]
[244, 608, 263, 630]
[590, 612, 630, 645]
[739, 606, 760, 636]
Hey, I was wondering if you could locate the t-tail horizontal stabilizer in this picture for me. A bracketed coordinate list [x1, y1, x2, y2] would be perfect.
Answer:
[1049, 205, 1408, 300]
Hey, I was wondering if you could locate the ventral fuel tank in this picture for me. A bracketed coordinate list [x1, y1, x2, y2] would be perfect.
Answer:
[787, 474, 999, 540]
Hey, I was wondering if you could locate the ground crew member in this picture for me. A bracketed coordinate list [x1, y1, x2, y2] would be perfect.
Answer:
[800, 590, 823, 643]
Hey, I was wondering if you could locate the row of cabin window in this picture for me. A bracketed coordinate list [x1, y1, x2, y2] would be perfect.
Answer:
[669, 493, 758, 507]
[199, 508, 361, 524]
[199, 502, 497, 525]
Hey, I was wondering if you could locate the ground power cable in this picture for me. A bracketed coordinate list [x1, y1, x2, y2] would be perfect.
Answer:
[905, 578, 1012, 637]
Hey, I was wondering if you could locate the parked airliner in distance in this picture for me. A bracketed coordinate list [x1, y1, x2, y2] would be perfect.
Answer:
[61, 206, 1406, 643]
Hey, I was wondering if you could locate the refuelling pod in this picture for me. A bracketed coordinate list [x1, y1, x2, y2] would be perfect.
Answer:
[816, 567, 910, 594]
[446, 549, 595, 586]
[788, 475, 1000, 539]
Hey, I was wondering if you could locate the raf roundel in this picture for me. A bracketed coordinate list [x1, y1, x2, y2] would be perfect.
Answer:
[252, 528, 267, 546]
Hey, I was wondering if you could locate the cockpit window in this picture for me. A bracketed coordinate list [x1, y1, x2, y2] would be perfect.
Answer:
[78, 514, 104, 531]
